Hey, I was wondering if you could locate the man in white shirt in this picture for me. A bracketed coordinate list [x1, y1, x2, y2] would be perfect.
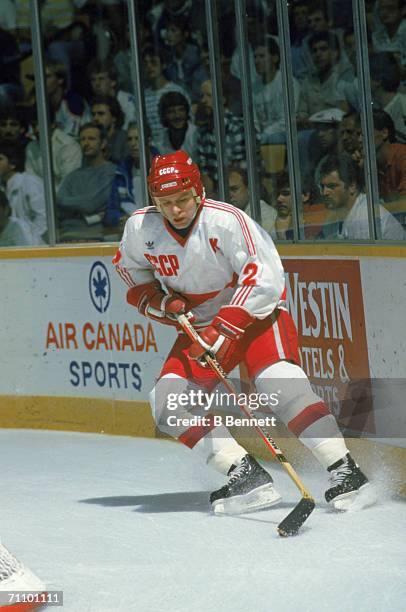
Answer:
[319, 153, 405, 240]
[372, 0, 406, 70]
[25, 108, 82, 191]
[0, 142, 46, 245]
[253, 37, 300, 144]
[297, 32, 349, 128]
[0, 189, 35, 247]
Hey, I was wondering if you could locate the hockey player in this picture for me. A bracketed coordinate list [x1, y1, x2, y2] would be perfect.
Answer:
[113, 150, 369, 514]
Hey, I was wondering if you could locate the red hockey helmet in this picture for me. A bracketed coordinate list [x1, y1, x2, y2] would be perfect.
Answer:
[147, 150, 204, 200]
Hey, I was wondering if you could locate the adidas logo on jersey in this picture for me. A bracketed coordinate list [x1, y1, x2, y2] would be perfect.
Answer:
[145, 241, 154, 249]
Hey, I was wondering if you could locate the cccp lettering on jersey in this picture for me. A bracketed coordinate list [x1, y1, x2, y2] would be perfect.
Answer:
[158, 167, 175, 175]
[144, 253, 180, 277]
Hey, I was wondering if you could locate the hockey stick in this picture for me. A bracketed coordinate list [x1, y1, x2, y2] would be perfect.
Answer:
[175, 313, 315, 536]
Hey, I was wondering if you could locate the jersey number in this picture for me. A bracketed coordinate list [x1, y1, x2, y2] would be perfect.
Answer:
[242, 263, 258, 285]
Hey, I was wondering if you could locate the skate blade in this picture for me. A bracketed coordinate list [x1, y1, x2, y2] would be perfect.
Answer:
[212, 483, 282, 516]
[330, 482, 376, 511]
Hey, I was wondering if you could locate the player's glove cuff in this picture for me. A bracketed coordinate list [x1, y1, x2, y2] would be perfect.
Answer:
[212, 306, 255, 340]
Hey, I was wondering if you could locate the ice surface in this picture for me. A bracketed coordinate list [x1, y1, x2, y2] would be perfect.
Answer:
[0, 430, 405, 612]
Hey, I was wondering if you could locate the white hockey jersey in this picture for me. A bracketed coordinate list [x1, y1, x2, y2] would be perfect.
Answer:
[114, 198, 285, 326]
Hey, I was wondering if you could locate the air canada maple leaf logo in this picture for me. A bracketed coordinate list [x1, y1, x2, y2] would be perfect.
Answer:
[89, 261, 111, 313]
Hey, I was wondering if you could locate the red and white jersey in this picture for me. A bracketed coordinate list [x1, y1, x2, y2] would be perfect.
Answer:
[114, 198, 285, 325]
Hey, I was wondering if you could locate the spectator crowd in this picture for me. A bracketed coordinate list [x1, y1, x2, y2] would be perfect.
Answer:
[0, 0, 405, 246]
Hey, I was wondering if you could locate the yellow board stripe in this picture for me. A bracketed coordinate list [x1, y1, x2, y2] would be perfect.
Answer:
[0, 243, 406, 260]
[0, 395, 156, 438]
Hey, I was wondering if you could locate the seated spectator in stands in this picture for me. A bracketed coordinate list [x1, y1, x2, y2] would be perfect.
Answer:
[372, 0, 406, 72]
[41, 0, 89, 91]
[0, 1, 16, 32]
[156, 91, 198, 158]
[190, 43, 210, 104]
[307, 5, 329, 34]
[163, 16, 201, 95]
[45, 60, 90, 137]
[57, 123, 116, 240]
[87, 60, 136, 130]
[147, 0, 207, 50]
[104, 123, 158, 229]
[253, 37, 300, 144]
[91, 95, 129, 163]
[336, 28, 365, 113]
[25, 106, 82, 191]
[195, 79, 260, 196]
[372, 109, 406, 223]
[305, 4, 353, 75]
[192, 36, 242, 113]
[228, 166, 276, 235]
[289, 0, 312, 80]
[0, 142, 46, 244]
[319, 153, 405, 240]
[230, 2, 266, 95]
[339, 111, 362, 156]
[273, 171, 326, 240]
[0, 26, 23, 106]
[218, 38, 244, 117]
[0, 107, 29, 147]
[142, 46, 191, 145]
[297, 32, 349, 128]
[114, 18, 153, 92]
[0, 188, 35, 247]
[369, 52, 406, 143]
[300, 108, 344, 182]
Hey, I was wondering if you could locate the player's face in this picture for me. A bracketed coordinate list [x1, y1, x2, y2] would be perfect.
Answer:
[155, 189, 198, 228]
[320, 171, 349, 209]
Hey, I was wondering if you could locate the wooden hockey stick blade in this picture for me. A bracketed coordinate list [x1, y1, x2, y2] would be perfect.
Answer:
[277, 496, 316, 537]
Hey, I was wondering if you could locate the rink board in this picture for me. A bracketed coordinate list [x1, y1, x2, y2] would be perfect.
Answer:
[0, 243, 405, 483]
